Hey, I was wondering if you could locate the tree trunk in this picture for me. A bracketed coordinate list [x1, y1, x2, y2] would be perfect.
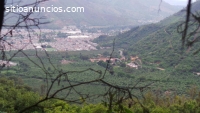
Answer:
[0, 0, 5, 33]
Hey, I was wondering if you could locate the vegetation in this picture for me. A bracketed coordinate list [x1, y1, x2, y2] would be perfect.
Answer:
[1, 77, 200, 113]
[94, 1, 200, 76]
[2, 49, 199, 100]
[0, 77, 40, 112]
[0, 0, 200, 112]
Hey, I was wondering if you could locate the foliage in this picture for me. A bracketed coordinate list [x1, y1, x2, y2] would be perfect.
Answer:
[0, 77, 41, 113]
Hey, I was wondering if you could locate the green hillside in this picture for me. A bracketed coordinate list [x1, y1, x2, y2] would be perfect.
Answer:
[94, 0, 200, 74]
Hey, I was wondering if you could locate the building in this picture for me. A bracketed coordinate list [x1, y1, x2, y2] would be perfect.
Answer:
[130, 56, 139, 62]
[0, 60, 17, 67]
[126, 62, 138, 69]
[68, 35, 90, 39]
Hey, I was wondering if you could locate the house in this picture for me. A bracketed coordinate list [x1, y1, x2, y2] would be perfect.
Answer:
[0, 60, 17, 67]
[61, 59, 72, 65]
[90, 57, 119, 64]
[68, 35, 89, 39]
[130, 56, 139, 62]
[120, 56, 126, 61]
[126, 62, 138, 69]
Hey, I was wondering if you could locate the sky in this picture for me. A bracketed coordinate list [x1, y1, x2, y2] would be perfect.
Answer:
[163, 0, 196, 6]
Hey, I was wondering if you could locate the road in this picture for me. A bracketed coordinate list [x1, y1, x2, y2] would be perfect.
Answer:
[119, 50, 125, 58]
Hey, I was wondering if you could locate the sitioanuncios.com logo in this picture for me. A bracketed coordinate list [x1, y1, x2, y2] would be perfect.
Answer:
[5, 5, 85, 13]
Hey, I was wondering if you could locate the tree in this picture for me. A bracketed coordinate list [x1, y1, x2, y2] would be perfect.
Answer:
[158, 1, 199, 52]
[120, 62, 126, 67]
[177, 0, 200, 53]
[103, 51, 110, 56]
[57, 31, 67, 38]
[0, 77, 41, 112]
[97, 60, 107, 68]
[0, 0, 4, 32]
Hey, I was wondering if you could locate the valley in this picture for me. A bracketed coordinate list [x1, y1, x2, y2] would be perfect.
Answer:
[1, 0, 200, 112]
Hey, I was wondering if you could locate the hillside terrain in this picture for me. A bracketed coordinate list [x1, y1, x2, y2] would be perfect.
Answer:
[2, 0, 200, 113]
[94, 0, 200, 74]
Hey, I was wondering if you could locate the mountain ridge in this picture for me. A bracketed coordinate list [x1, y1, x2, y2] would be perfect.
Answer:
[37, 0, 181, 28]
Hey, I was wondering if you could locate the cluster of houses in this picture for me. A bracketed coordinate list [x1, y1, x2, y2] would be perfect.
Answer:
[90, 55, 141, 69]
[1, 27, 102, 51]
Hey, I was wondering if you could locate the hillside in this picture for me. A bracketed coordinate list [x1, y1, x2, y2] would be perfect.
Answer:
[94, 0, 200, 74]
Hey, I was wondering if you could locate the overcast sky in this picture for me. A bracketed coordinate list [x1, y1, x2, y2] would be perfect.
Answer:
[163, 0, 196, 6]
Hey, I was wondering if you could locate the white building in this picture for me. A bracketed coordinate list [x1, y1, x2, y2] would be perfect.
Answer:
[0, 60, 17, 67]
[127, 62, 138, 69]
[68, 35, 90, 39]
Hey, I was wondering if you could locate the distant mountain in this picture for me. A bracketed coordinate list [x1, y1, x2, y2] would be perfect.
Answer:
[27, 0, 182, 28]
[94, 1, 200, 74]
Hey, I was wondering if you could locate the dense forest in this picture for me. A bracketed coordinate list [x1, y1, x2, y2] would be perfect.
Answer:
[1, 77, 200, 112]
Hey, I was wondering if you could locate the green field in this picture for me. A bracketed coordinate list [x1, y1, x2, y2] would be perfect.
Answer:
[1, 49, 199, 104]
[45, 48, 57, 51]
